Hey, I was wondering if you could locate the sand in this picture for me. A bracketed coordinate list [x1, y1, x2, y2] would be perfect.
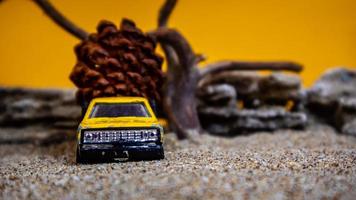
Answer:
[1, 125, 356, 200]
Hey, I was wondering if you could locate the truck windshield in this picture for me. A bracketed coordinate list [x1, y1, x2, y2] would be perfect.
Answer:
[89, 102, 150, 118]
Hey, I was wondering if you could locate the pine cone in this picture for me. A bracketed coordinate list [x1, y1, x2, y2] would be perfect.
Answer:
[70, 18, 164, 108]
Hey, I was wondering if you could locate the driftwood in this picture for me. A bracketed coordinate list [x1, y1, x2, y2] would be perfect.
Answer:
[33, 0, 88, 40]
[151, 0, 303, 138]
[151, 28, 202, 139]
[31, 0, 303, 139]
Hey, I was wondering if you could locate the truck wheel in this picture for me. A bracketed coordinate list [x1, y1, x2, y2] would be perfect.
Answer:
[76, 147, 86, 164]
[159, 149, 165, 160]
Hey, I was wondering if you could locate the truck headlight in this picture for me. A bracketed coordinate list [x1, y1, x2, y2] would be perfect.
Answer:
[147, 129, 158, 141]
[82, 129, 159, 143]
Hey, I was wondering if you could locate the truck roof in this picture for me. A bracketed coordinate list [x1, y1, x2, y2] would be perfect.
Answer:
[90, 96, 150, 104]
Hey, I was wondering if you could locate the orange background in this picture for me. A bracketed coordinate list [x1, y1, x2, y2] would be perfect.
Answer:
[0, 0, 355, 88]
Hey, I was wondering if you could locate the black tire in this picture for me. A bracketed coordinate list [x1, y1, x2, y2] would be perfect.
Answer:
[76, 146, 86, 164]
[158, 148, 165, 160]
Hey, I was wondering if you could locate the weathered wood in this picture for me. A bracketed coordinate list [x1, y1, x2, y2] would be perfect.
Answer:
[32, 0, 308, 140]
[152, 28, 202, 139]
[33, 0, 89, 40]
[200, 61, 302, 78]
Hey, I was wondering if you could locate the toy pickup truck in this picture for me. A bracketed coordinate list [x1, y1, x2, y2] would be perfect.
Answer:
[76, 97, 164, 163]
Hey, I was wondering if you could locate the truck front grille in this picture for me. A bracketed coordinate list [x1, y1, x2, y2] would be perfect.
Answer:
[81, 129, 159, 143]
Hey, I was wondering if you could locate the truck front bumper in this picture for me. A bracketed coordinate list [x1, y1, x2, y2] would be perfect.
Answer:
[78, 142, 164, 162]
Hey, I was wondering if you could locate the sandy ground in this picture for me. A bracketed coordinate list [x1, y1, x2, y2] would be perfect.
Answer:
[0, 125, 356, 200]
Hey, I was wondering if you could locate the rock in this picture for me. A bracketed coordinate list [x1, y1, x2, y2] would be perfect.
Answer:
[197, 72, 306, 135]
[198, 72, 303, 108]
[342, 119, 356, 136]
[0, 127, 75, 146]
[307, 68, 356, 135]
[0, 87, 81, 126]
[0, 87, 80, 145]
[335, 97, 356, 135]
[198, 106, 307, 136]
[258, 73, 303, 107]
[307, 68, 356, 112]
[261, 73, 300, 89]
[197, 84, 237, 108]
[335, 97, 356, 126]
[198, 71, 260, 96]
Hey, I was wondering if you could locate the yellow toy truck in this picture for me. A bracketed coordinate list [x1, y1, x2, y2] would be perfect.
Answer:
[76, 97, 164, 163]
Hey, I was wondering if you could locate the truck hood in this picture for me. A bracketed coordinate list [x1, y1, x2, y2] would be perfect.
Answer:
[80, 117, 161, 129]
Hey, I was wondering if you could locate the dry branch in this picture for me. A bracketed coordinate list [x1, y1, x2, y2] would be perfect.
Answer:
[199, 61, 303, 78]
[154, 28, 196, 68]
[31, 0, 306, 140]
[158, 0, 178, 27]
[154, 0, 305, 139]
[156, 0, 205, 139]
[33, 0, 89, 40]
[152, 28, 202, 139]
